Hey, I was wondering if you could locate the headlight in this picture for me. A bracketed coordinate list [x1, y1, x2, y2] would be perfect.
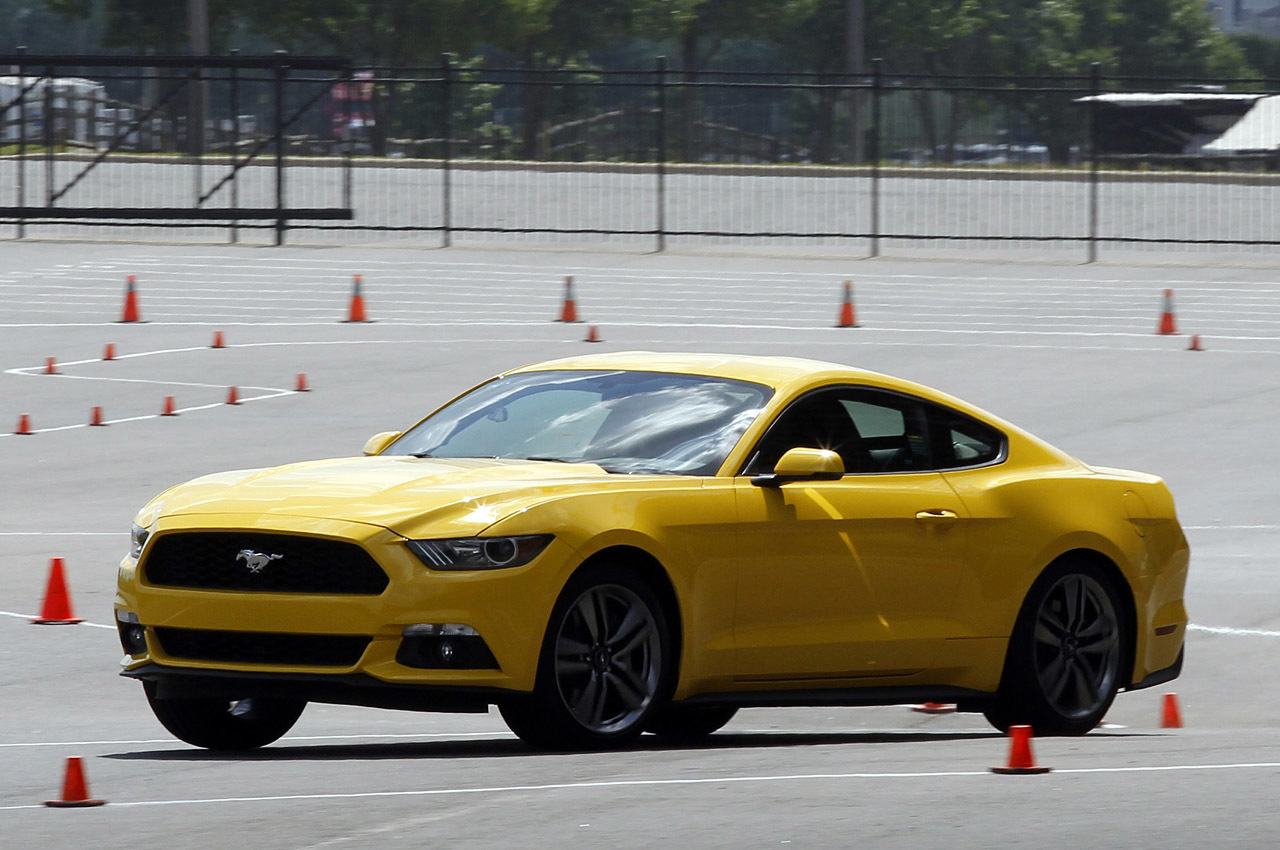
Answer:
[129, 522, 152, 560]
[406, 535, 553, 570]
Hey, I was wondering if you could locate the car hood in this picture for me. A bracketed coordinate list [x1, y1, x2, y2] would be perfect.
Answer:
[149, 456, 625, 538]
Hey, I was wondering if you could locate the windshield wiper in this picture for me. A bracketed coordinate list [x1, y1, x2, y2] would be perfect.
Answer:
[523, 455, 571, 463]
[410, 451, 435, 458]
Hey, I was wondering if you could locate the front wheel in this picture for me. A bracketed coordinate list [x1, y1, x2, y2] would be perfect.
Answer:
[501, 565, 672, 750]
[144, 681, 306, 750]
[984, 558, 1127, 736]
[645, 704, 738, 741]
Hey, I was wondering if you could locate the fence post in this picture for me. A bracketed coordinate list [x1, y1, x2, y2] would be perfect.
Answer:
[229, 49, 240, 244]
[870, 58, 883, 258]
[342, 62, 353, 222]
[44, 65, 54, 209]
[1088, 62, 1100, 263]
[441, 52, 453, 248]
[273, 50, 288, 246]
[16, 46, 26, 238]
[193, 62, 203, 209]
[656, 55, 667, 253]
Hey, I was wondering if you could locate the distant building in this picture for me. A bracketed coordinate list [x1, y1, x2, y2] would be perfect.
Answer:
[1211, 0, 1280, 37]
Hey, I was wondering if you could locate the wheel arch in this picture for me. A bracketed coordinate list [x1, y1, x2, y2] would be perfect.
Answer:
[574, 545, 684, 689]
[1037, 547, 1139, 688]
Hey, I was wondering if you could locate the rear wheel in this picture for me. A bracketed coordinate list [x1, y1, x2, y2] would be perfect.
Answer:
[645, 704, 738, 741]
[984, 558, 1126, 736]
[501, 565, 672, 750]
[144, 681, 306, 750]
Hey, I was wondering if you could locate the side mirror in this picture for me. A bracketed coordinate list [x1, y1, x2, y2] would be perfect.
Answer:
[751, 447, 844, 487]
[362, 431, 402, 456]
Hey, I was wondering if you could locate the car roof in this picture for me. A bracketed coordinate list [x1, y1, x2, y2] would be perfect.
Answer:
[504, 351, 883, 389]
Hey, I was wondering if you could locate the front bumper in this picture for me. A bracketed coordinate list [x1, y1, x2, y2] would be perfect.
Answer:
[122, 662, 506, 712]
[116, 513, 576, 692]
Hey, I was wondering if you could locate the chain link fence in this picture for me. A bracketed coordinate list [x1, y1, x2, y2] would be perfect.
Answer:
[4, 53, 1280, 260]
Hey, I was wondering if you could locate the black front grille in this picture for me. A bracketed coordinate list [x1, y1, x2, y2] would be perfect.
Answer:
[154, 627, 371, 667]
[143, 532, 389, 594]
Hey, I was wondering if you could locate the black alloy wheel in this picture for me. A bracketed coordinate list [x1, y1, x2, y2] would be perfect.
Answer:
[501, 565, 672, 750]
[985, 557, 1126, 736]
[144, 681, 306, 750]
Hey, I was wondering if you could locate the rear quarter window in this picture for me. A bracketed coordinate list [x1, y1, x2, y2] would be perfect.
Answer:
[937, 411, 1005, 468]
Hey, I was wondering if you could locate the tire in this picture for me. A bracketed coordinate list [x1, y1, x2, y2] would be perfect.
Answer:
[500, 564, 673, 750]
[645, 704, 738, 741]
[984, 557, 1127, 736]
[144, 681, 306, 750]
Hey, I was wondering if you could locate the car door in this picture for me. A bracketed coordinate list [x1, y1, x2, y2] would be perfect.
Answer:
[732, 386, 969, 681]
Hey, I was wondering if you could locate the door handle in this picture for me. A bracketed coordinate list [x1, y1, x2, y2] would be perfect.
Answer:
[915, 509, 959, 526]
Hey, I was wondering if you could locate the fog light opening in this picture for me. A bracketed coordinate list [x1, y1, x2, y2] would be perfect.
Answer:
[116, 613, 148, 656]
[397, 624, 498, 670]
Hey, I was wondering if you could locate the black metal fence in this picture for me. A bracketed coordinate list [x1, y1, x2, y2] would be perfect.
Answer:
[5, 52, 1280, 258]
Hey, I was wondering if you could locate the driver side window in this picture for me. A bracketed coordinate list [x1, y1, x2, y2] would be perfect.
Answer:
[743, 387, 933, 475]
[744, 389, 872, 475]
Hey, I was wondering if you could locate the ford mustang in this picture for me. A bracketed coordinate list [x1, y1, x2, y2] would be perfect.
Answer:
[116, 352, 1188, 750]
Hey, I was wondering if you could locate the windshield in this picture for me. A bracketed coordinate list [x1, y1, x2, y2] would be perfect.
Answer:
[387, 370, 772, 475]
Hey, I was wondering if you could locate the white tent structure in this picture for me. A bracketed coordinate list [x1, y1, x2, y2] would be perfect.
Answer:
[1202, 95, 1280, 153]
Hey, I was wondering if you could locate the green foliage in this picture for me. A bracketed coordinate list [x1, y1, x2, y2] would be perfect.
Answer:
[23, 0, 1258, 82]
[1233, 33, 1280, 82]
[15, 0, 1270, 166]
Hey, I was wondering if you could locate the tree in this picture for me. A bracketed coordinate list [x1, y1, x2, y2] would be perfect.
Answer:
[483, 0, 635, 158]
[1233, 33, 1280, 82]
[44, 0, 243, 53]
[1, 0, 99, 53]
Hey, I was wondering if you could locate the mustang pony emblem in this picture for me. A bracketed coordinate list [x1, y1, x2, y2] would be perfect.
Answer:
[236, 550, 283, 573]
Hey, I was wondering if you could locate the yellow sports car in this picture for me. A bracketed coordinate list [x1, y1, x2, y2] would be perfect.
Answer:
[116, 352, 1188, 750]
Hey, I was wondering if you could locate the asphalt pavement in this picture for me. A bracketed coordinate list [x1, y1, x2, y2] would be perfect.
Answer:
[2, 241, 1279, 848]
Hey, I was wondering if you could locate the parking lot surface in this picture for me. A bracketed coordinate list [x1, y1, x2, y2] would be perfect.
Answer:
[2, 242, 1278, 848]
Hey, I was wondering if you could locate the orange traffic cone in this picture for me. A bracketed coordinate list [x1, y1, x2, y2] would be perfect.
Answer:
[559, 276, 579, 323]
[837, 280, 859, 328]
[32, 557, 82, 625]
[90, 406, 105, 427]
[295, 373, 310, 392]
[45, 356, 58, 375]
[344, 274, 367, 322]
[911, 702, 956, 714]
[1161, 693, 1183, 729]
[1156, 289, 1177, 335]
[991, 725, 1050, 775]
[226, 386, 240, 405]
[103, 343, 116, 361]
[161, 396, 178, 416]
[15, 413, 33, 435]
[584, 325, 601, 343]
[1188, 334, 1203, 352]
[212, 331, 225, 349]
[120, 275, 141, 323]
[45, 757, 105, 808]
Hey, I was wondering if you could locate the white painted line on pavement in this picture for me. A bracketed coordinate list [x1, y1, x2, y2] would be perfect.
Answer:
[0, 732, 507, 749]
[0, 531, 125, 536]
[7, 762, 1280, 811]
[1188, 624, 1280, 637]
[0, 610, 114, 629]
